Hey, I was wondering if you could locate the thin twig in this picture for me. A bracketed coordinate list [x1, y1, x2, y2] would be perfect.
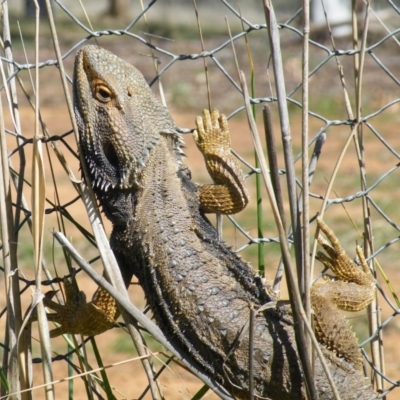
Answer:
[263, 0, 303, 288]
[31, 1, 55, 398]
[44, 1, 163, 398]
[301, 0, 311, 350]
[263, 105, 286, 231]
[0, 3, 25, 397]
[0, 67, 21, 400]
[1, 354, 156, 400]
[248, 306, 255, 400]
[240, 7, 266, 275]
[241, 69, 341, 400]
[353, 1, 385, 392]
[273, 134, 326, 293]
[53, 232, 234, 400]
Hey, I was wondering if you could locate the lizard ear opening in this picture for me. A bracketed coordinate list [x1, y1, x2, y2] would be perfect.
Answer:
[103, 142, 119, 169]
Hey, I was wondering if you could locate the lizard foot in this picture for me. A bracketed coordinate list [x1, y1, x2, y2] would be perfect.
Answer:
[315, 216, 375, 310]
[193, 109, 248, 214]
[43, 279, 118, 337]
[193, 109, 231, 159]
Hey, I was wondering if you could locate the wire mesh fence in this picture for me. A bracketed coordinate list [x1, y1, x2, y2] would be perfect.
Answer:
[1, 0, 400, 398]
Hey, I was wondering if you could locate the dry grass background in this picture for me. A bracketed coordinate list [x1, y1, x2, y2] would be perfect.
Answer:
[1, 1, 400, 399]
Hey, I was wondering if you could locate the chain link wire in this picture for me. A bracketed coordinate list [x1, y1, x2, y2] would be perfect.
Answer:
[1, 0, 400, 398]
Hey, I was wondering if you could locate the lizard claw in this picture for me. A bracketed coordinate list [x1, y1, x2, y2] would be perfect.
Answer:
[194, 109, 231, 156]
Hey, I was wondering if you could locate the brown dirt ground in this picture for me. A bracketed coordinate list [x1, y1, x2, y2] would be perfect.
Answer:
[3, 96, 400, 399]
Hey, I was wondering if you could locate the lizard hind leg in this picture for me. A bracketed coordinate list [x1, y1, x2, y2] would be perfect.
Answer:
[316, 217, 375, 289]
[311, 282, 364, 370]
[313, 217, 377, 370]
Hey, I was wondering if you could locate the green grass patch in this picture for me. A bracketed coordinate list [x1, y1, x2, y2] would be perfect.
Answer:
[112, 330, 165, 355]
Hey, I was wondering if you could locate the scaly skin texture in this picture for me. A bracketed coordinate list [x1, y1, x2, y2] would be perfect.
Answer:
[44, 45, 378, 399]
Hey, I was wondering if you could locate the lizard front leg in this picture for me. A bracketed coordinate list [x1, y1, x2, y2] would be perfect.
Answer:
[41, 245, 135, 337]
[193, 109, 249, 215]
[42, 279, 119, 337]
[312, 217, 376, 370]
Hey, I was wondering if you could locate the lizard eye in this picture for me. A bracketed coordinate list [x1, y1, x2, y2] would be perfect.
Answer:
[95, 85, 112, 102]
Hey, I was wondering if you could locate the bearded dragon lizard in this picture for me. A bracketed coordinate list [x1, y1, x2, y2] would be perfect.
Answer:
[43, 45, 378, 400]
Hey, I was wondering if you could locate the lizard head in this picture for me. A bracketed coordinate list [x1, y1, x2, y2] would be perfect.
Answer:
[73, 45, 179, 192]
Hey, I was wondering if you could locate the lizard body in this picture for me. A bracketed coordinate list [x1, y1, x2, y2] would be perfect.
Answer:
[45, 46, 377, 399]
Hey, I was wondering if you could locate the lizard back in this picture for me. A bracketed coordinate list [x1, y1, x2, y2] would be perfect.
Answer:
[72, 45, 378, 400]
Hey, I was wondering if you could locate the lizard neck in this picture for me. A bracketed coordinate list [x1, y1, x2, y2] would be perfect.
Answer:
[93, 136, 184, 227]
[133, 136, 197, 248]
